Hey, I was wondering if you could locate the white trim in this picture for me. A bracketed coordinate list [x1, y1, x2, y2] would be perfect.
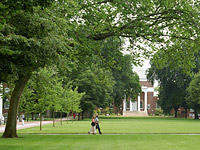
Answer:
[130, 100, 132, 111]
[0, 84, 4, 123]
[137, 96, 140, 111]
[144, 89, 148, 111]
[123, 99, 126, 111]
[140, 78, 147, 81]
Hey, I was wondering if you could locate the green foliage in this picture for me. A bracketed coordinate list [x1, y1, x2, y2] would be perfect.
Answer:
[73, 63, 115, 113]
[99, 37, 141, 108]
[19, 82, 35, 115]
[104, 107, 110, 115]
[147, 48, 200, 115]
[155, 108, 164, 116]
[19, 67, 84, 116]
[97, 109, 101, 115]
[187, 72, 200, 113]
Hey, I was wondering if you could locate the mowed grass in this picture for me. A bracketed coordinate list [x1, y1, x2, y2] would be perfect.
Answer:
[17, 116, 200, 134]
[1, 134, 200, 150]
[1, 117, 200, 150]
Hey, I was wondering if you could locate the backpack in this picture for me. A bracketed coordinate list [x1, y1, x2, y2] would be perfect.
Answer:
[91, 122, 95, 126]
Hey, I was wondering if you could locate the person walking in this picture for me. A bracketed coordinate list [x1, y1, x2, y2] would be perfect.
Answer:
[73, 113, 76, 120]
[95, 115, 102, 134]
[21, 113, 25, 125]
[88, 116, 96, 134]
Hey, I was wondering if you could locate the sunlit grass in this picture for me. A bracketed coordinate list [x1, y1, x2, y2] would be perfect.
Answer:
[17, 116, 200, 134]
[1, 134, 200, 150]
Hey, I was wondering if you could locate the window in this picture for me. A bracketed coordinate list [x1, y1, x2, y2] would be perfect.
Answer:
[148, 104, 150, 110]
[126, 101, 130, 109]
[140, 101, 143, 109]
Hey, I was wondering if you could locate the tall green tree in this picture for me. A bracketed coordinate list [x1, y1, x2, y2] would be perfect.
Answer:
[147, 60, 191, 117]
[73, 63, 115, 119]
[99, 37, 141, 112]
[1, 2, 73, 137]
[19, 83, 35, 122]
[187, 72, 200, 119]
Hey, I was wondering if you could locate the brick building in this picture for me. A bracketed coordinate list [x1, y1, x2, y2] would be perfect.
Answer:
[123, 67, 159, 116]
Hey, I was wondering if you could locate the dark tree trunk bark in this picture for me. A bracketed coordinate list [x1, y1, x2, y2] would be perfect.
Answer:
[60, 112, 62, 125]
[194, 110, 198, 119]
[67, 113, 68, 124]
[2, 77, 29, 138]
[53, 110, 55, 127]
[184, 108, 188, 118]
[174, 107, 178, 118]
[31, 112, 34, 120]
[78, 113, 80, 120]
[26, 113, 29, 122]
[81, 111, 84, 120]
[40, 112, 42, 131]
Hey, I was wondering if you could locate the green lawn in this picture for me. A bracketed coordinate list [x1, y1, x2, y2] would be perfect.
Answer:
[1, 134, 200, 150]
[1, 117, 200, 150]
[18, 116, 200, 134]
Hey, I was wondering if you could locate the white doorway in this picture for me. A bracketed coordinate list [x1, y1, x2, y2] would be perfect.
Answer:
[132, 101, 137, 111]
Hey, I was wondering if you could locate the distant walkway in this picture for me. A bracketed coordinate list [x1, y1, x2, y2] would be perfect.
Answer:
[0, 117, 71, 133]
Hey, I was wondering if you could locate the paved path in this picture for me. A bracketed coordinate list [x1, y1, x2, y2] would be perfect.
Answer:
[0, 117, 70, 133]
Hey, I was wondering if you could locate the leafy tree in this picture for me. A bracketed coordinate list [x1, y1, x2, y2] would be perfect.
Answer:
[32, 69, 54, 131]
[61, 85, 84, 123]
[19, 83, 35, 122]
[73, 63, 115, 119]
[46, 75, 63, 127]
[147, 47, 200, 118]
[147, 60, 191, 117]
[187, 72, 200, 119]
[1, 3, 72, 137]
[99, 38, 141, 112]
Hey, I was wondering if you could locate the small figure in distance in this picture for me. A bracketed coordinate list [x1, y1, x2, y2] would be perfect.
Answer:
[95, 115, 102, 134]
[88, 116, 96, 135]
[73, 113, 76, 120]
[21, 113, 25, 125]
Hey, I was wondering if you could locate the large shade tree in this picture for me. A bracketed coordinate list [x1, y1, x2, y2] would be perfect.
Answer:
[1, 0, 200, 138]
[147, 47, 200, 117]
[147, 62, 191, 117]
[187, 72, 200, 119]
[99, 37, 141, 111]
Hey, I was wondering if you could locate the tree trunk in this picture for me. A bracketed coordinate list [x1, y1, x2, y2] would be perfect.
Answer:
[31, 112, 34, 120]
[72, 112, 74, 123]
[78, 113, 80, 120]
[194, 110, 198, 119]
[40, 112, 42, 131]
[67, 113, 68, 124]
[2, 77, 29, 138]
[184, 108, 188, 118]
[26, 113, 29, 122]
[81, 111, 84, 120]
[53, 110, 55, 127]
[174, 107, 178, 118]
[60, 112, 62, 125]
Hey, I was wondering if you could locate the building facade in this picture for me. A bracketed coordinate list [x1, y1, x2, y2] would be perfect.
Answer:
[123, 67, 158, 116]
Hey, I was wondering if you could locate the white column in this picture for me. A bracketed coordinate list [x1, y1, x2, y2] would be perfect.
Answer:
[130, 100, 132, 111]
[137, 96, 140, 111]
[0, 84, 4, 124]
[144, 89, 148, 111]
[123, 99, 126, 111]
